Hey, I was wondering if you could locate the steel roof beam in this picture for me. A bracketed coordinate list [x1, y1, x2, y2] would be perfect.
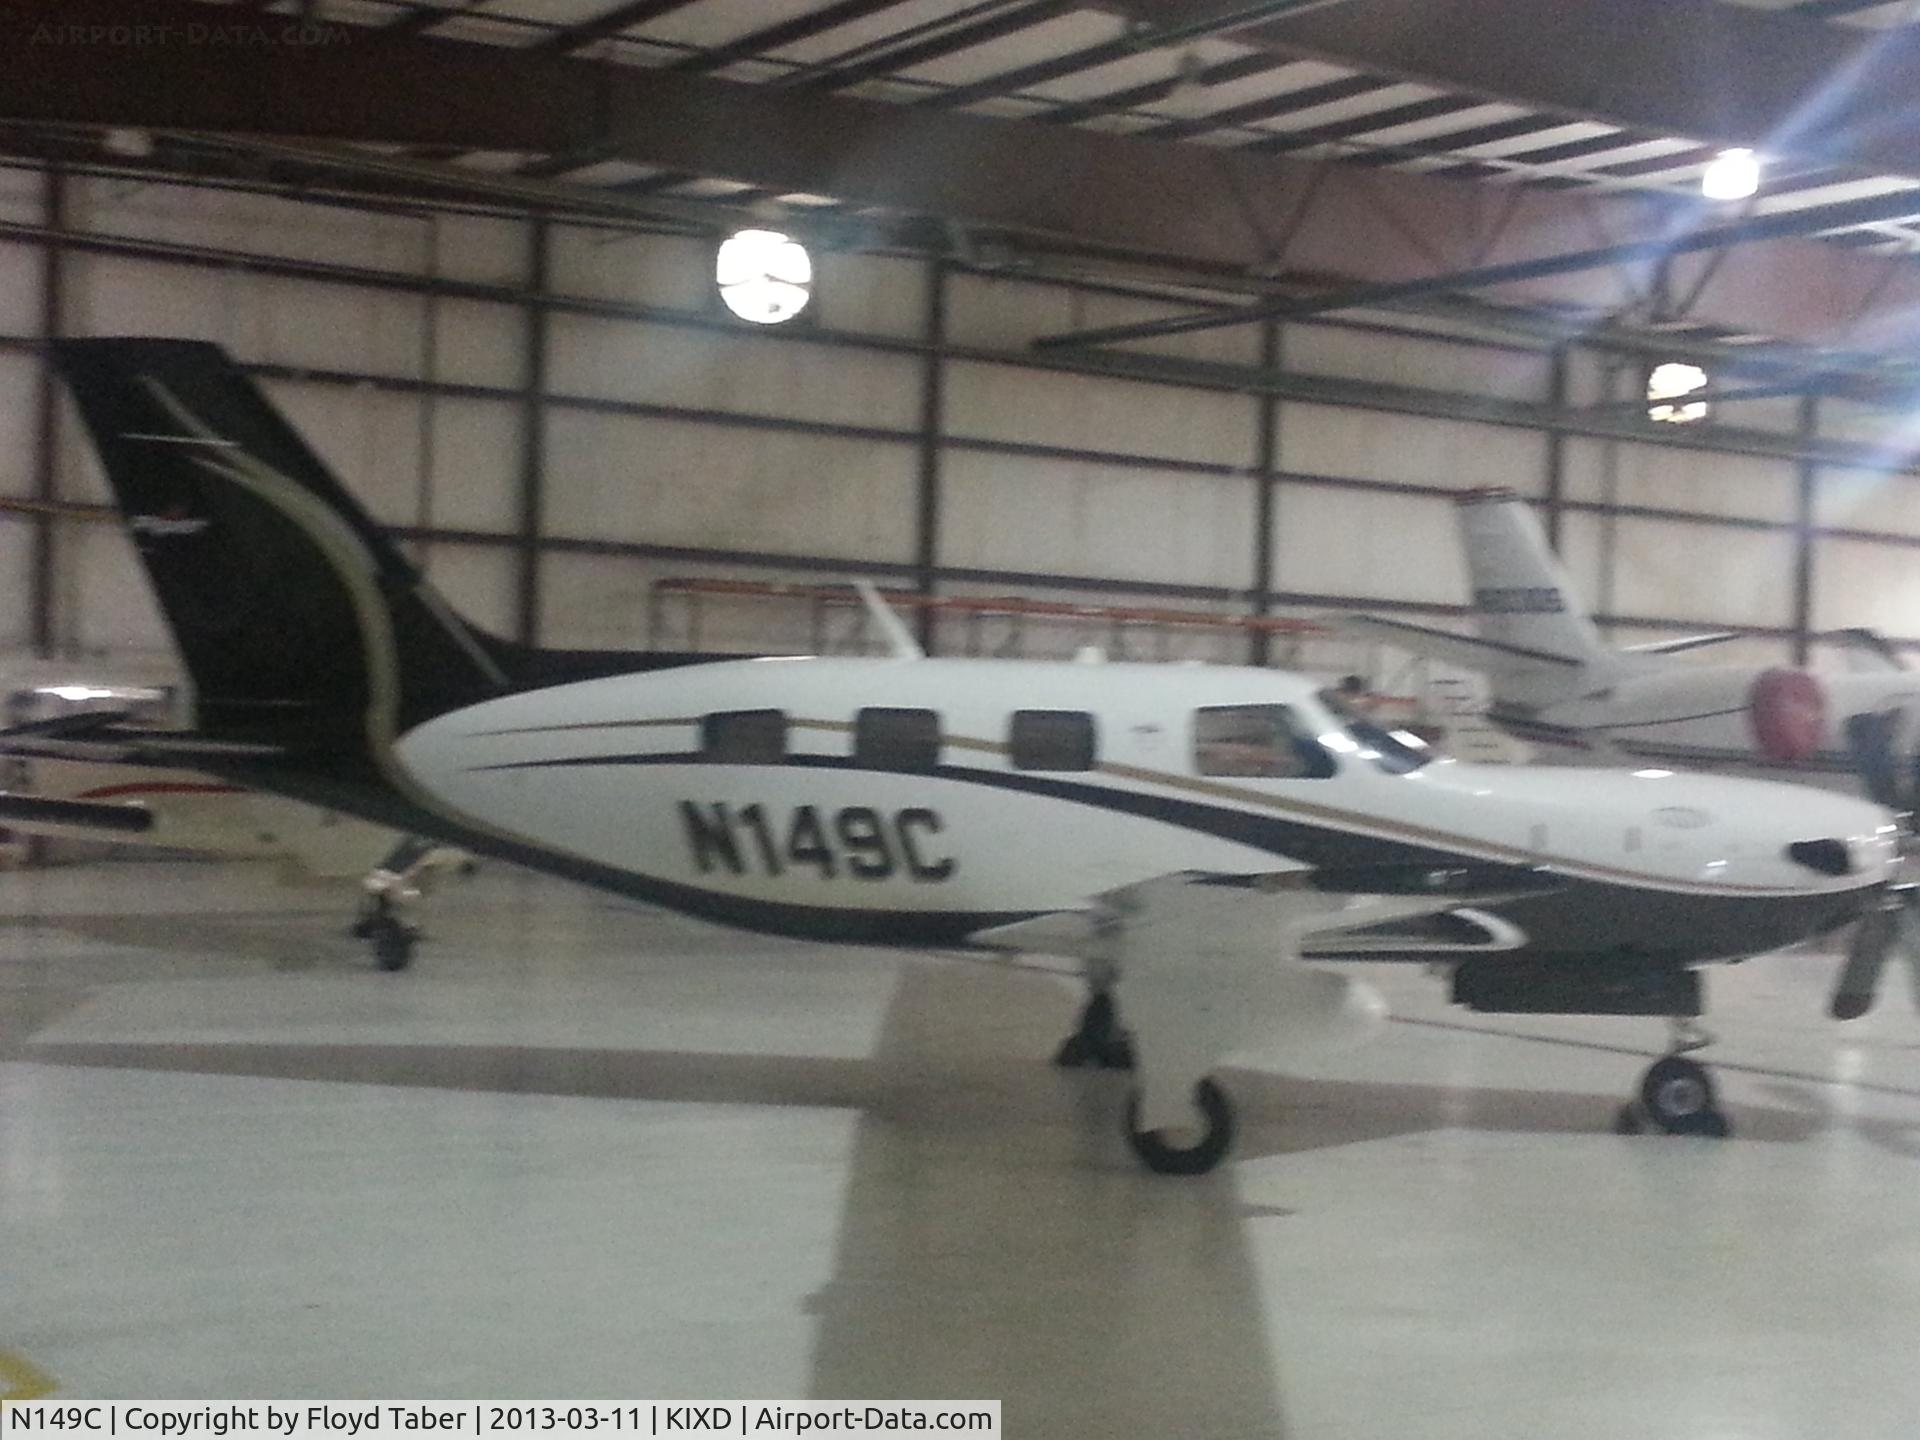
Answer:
[1032, 185, 1920, 347]
[527, 0, 705, 56]
[8, 0, 1920, 354]
[1097, 0, 1920, 184]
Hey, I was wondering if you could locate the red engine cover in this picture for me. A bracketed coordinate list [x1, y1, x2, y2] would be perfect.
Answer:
[1748, 667, 1827, 762]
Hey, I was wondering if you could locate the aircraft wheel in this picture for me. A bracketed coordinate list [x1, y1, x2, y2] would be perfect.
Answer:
[372, 920, 418, 973]
[1125, 1077, 1234, 1176]
[1638, 1055, 1728, 1137]
[1054, 991, 1135, 1070]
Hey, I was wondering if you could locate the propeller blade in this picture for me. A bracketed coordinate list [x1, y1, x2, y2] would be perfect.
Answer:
[1831, 905, 1897, 1019]
[1896, 902, 1920, 1014]
[1845, 709, 1909, 814]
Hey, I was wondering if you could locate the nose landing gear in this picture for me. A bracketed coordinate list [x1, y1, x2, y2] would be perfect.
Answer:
[1615, 1020, 1732, 1137]
[351, 893, 419, 972]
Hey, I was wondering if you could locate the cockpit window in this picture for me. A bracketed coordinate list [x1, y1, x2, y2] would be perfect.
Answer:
[1316, 686, 1434, 774]
[1193, 705, 1335, 779]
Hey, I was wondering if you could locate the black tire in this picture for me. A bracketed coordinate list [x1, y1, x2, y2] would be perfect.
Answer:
[1125, 1077, 1234, 1176]
[373, 923, 417, 973]
[1639, 1055, 1717, 1134]
[1053, 1033, 1094, 1068]
[1613, 1104, 1644, 1136]
[1677, 1109, 1732, 1140]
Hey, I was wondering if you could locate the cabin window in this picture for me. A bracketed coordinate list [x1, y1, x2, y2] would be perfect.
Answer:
[1009, 710, 1096, 771]
[855, 707, 942, 771]
[702, 709, 787, 764]
[1316, 685, 1432, 774]
[1193, 704, 1334, 779]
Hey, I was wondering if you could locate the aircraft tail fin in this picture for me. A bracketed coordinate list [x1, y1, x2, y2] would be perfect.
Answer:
[51, 338, 519, 765]
[1455, 489, 1610, 677]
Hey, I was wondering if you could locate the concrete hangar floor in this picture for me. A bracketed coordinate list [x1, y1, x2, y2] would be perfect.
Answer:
[5, 858, 1920, 1434]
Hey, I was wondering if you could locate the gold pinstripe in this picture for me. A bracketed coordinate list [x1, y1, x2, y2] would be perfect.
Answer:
[457, 712, 1868, 900]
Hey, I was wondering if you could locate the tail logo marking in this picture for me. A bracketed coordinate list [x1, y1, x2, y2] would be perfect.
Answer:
[1473, 586, 1566, 614]
[128, 509, 212, 539]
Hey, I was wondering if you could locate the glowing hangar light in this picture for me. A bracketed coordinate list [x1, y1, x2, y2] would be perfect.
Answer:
[715, 228, 813, 325]
[1648, 361, 1710, 424]
[1702, 147, 1761, 201]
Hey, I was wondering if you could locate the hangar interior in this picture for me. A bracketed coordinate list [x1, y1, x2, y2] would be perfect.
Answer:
[7, 0, 1920, 1428]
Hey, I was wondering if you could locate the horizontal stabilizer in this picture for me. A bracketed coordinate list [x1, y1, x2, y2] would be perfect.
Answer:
[1330, 613, 1584, 675]
[0, 792, 154, 836]
[0, 715, 283, 768]
[1621, 632, 1742, 656]
[1834, 626, 1910, 674]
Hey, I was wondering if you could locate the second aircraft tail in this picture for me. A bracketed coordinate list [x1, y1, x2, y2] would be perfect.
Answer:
[1454, 489, 1610, 672]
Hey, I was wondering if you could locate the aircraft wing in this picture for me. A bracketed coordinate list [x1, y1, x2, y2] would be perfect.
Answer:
[0, 791, 157, 838]
[1620, 632, 1743, 656]
[0, 709, 282, 767]
[1328, 613, 1582, 677]
[971, 862, 1553, 961]
[973, 864, 1555, 1134]
[1834, 627, 1910, 675]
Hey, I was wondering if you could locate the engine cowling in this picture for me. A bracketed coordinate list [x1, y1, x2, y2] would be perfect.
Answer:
[1748, 666, 1827, 762]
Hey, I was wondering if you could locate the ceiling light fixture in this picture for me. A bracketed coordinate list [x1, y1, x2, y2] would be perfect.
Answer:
[1701, 147, 1761, 201]
[101, 127, 154, 159]
[1648, 361, 1710, 423]
[715, 228, 812, 325]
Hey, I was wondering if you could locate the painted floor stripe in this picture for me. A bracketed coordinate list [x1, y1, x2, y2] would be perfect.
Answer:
[0, 1349, 57, 1400]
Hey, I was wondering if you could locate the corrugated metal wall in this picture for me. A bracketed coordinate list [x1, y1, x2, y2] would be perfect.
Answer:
[6, 163, 1920, 681]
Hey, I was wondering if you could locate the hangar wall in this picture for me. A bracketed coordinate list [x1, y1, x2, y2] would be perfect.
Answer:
[3, 163, 1919, 681]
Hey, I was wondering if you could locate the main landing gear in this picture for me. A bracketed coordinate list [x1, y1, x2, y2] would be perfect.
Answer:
[1614, 1020, 1732, 1138]
[1125, 1077, 1235, 1176]
[1028, 872, 1360, 1178]
[1054, 979, 1238, 1177]
[1052, 988, 1136, 1070]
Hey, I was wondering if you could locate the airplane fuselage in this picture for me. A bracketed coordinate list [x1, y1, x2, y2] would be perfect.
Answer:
[1499, 663, 1920, 785]
[389, 658, 1895, 965]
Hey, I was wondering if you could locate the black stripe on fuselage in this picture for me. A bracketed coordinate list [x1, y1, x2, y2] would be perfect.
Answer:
[1565, 705, 1750, 734]
[444, 749, 1874, 962]
[196, 756, 1046, 947]
[473, 749, 1476, 870]
[1616, 741, 1862, 776]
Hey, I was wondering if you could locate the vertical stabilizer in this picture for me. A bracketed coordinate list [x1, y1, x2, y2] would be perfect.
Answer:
[1455, 490, 1609, 670]
[51, 338, 513, 765]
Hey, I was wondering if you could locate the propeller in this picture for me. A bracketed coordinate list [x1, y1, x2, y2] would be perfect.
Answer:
[1830, 703, 1920, 1019]
[1829, 899, 1920, 1019]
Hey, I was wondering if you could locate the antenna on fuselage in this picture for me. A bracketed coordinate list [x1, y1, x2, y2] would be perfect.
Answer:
[853, 579, 924, 660]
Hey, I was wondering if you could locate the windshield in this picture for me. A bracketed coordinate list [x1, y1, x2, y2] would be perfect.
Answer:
[1316, 686, 1434, 774]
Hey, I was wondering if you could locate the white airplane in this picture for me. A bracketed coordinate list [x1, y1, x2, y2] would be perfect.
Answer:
[1338, 488, 1920, 796]
[28, 338, 1911, 1175]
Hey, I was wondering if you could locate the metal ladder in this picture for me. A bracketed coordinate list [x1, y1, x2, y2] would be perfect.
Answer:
[1423, 668, 1527, 764]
